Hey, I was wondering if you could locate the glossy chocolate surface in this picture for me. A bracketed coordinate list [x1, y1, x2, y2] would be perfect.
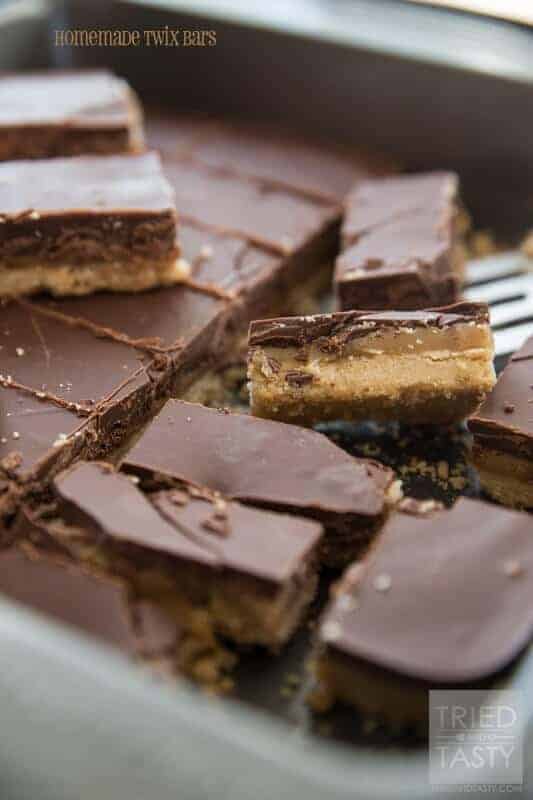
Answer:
[124, 400, 393, 518]
[319, 497, 533, 683]
[469, 335, 533, 457]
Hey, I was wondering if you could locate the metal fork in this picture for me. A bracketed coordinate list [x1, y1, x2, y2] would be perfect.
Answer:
[464, 251, 533, 358]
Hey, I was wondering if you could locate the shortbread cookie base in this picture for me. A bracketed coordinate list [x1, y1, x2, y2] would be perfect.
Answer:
[0, 257, 190, 297]
[311, 650, 428, 733]
[471, 447, 533, 510]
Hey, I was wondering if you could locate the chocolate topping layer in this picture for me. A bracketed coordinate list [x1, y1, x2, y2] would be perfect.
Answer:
[147, 114, 394, 203]
[0, 70, 136, 129]
[0, 547, 138, 649]
[319, 497, 533, 683]
[342, 172, 458, 244]
[123, 400, 393, 518]
[469, 335, 533, 457]
[0, 546, 180, 657]
[164, 159, 339, 255]
[335, 172, 460, 310]
[53, 462, 321, 586]
[0, 153, 173, 217]
[249, 302, 489, 350]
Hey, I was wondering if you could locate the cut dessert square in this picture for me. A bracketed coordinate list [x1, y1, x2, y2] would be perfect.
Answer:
[0, 70, 143, 160]
[0, 152, 186, 297]
[311, 497, 533, 730]
[122, 400, 399, 568]
[469, 334, 533, 509]
[15, 461, 322, 661]
[248, 302, 495, 426]
[335, 172, 465, 310]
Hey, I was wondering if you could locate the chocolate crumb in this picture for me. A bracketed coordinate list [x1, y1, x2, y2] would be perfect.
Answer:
[503, 559, 523, 578]
[503, 402, 515, 413]
[285, 370, 313, 388]
[373, 573, 392, 592]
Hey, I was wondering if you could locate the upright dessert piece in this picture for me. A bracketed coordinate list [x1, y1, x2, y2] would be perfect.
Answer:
[0, 70, 143, 160]
[469, 335, 533, 509]
[15, 462, 322, 662]
[248, 302, 495, 426]
[0, 152, 186, 296]
[312, 498, 533, 729]
[122, 400, 398, 567]
[335, 173, 464, 310]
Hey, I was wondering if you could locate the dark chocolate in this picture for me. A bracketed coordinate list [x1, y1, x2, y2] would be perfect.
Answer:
[163, 159, 340, 256]
[123, 400, 394, 520]
[319, 497, 533, 683]
[147, 114, 394, 203]
[469, 335, 533, 459]
[335, 172, 460, 310]
[248, 302, 489, 351]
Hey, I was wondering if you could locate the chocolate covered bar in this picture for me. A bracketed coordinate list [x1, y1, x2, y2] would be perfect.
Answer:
[122, 400, 399, 568]
[312, 497, 533, 729]
[248, 302, 495, 426]
[335, 173, 465, 310]
[0, 152, 186, 297]
[0, 70, 143, 160]
[15, 462, 322, 663]
[469, 335, 533, 509]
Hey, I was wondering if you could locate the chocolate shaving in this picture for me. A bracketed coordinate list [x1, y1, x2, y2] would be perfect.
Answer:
[0, 374, 91, 417]
[182, 276, 236, 302]
[0, 451, 23, 475]
[19, 300, 184, 354]
[179, 213, 292, 257]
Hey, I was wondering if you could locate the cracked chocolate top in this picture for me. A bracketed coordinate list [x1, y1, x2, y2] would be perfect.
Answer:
[123, 400, 394, 518]
[469, 334, 533, 454]
[0, 70, 135, 128]
[248, 302, 489, 350]
[319, 497, 533, 683]
[164, 159, 339, 256]
[52, 462, 322, 585]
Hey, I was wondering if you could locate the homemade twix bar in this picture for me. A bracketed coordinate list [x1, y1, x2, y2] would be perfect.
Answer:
[122, 400, 399, 568]
[335, 173, 465, 310]
[0, 70, 143, 160]
[0, 152, 187, 296]
[312, 498, 533, 729]
[469, 335, 533, 509]
[248, 302, 495, 426]
[15, 461, 322, 680]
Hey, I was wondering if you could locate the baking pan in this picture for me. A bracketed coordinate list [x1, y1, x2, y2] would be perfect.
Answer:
[0, 2, 532, 798]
